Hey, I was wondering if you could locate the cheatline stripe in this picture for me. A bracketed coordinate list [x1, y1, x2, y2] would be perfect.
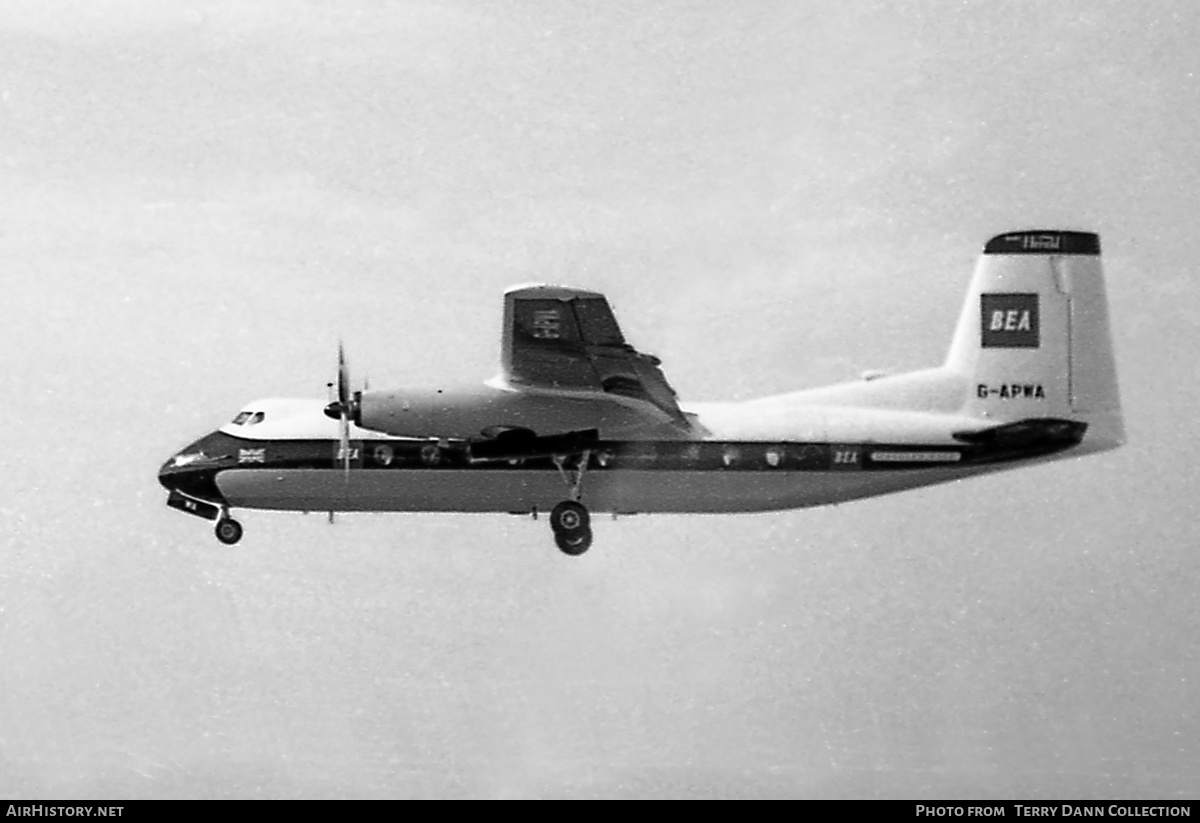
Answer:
[869, 451, 961, 463]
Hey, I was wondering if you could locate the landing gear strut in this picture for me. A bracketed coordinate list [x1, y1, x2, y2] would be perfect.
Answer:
[215, 513, 243, 545]
[549, 451, 593, 556]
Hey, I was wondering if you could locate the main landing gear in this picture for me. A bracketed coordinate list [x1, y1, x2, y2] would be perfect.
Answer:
[550, 500, 591, 556]
[214, 511, 244, 545]
[549, 451, 593, 556]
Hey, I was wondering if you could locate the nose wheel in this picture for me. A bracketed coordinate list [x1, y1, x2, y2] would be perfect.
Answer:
[215, 516, 244, 545]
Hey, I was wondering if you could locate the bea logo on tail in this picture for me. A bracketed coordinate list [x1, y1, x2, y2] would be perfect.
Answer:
[981, 293, 1039, 348]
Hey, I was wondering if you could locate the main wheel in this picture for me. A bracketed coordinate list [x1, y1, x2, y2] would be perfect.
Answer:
[555, 528, 593, 556]
[215, 518, 243, 545]
[549, 500, 590, 535]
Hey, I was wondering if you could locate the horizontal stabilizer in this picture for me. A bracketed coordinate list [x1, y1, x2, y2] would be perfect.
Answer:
[951, 417, 1088, 448]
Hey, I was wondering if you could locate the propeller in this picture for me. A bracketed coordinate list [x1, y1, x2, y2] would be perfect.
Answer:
[337, 341, 351, 478]
[323, 340, 358, 481]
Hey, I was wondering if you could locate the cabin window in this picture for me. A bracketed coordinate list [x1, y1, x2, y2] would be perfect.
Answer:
[232, 412, 252, 425]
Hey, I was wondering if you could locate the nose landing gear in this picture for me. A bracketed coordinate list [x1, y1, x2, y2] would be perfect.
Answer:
[215, 514, 244, 545]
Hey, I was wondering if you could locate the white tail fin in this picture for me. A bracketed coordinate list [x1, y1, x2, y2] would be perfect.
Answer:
[945, 230, 1124, 452]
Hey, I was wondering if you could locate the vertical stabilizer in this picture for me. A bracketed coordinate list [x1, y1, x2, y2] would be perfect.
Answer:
[944, 230, 1124, 452]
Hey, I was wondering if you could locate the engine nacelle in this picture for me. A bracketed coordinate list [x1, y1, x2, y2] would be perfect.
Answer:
[356, 383, 684, 441]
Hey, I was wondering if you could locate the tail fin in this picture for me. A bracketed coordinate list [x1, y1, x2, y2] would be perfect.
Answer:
[945, 230, 1124, 453]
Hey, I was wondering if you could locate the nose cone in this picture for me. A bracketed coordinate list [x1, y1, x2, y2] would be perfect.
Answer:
[157, 457, 175, 491]
[157, 432, 230, 503]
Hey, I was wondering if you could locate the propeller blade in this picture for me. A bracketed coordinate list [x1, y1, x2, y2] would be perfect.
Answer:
[341, 407, 351, 481]
[337, 340, 350, 408]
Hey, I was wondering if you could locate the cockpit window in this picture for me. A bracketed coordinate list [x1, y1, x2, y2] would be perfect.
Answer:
[231, 411, 266, 425]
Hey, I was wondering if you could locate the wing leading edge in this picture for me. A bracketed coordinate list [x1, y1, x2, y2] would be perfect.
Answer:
[501, 285, 689, 427]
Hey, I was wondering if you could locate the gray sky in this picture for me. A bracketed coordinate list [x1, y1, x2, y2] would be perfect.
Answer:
[1, 0, 1198, 799]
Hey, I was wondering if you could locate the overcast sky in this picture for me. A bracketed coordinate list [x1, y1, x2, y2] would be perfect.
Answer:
[1, 0, 1198, 799]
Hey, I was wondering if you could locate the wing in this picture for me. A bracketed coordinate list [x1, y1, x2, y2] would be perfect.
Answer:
[501, 285, 689, 427]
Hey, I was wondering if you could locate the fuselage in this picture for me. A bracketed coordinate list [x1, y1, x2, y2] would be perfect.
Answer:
[157, 384, 1093, 518]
